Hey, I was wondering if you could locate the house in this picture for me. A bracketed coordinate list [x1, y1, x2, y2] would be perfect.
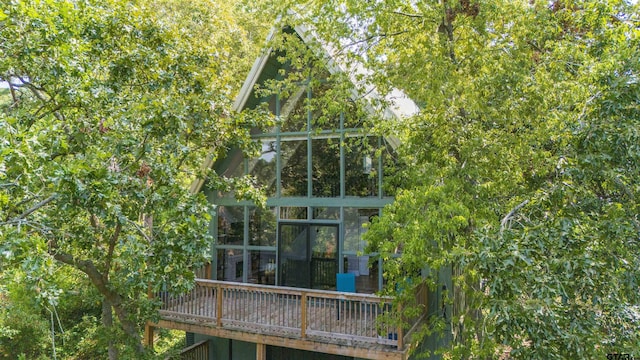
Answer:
[150, 24, 448, 360]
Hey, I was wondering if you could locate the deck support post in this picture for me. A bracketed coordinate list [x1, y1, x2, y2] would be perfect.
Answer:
[205, 263, 212, 280]
[144, 283, 154, 348]
[300, 292, 307, 339]
[256, 342, 266, 360]
[143, 323, 154, 348]
[216, 285, 223, 327]
[397, 302, 404, 350]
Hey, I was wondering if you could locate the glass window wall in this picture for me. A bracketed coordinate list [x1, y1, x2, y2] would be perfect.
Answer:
[217, 206, 244, 246]
[342, 208, 380, 293]
[312, 207, 339, 220]
[248, 250, 277, 285]
[216, 150, 245, 198]
[280, 206, 308, 220]
[280, 139, 308, 196]
[280, 88, 308, 133]
[248, 206, 277, 246]
[343, 208, 379, 253]
[382, 139, 401, 197]
[343, 254, 379, 294]
[279, 224, 310, 288]
[248, 140, 277, 197]
[311, 138, 340, 197]
[217, 249, 244, 282]
[345, 137, 378, 197]
[309, 80, 341, 131]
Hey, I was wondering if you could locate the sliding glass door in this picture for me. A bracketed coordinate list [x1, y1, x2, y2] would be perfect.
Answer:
[279, 223, 338, 289]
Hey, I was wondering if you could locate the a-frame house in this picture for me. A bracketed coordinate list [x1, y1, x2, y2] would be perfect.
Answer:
[152, 23, 438, 360]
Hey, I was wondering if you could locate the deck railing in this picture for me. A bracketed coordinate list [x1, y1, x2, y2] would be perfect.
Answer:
[178, 339, 208, 360]
[158, 279, 419, 350]
[401, 282, 429, 349]
[192, 264, 211, 280]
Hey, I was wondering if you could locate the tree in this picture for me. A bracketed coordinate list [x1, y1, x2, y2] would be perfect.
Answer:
[0, 265, 105, 359]
[295, 0, 640, 358]
[0, 0, 270, 357]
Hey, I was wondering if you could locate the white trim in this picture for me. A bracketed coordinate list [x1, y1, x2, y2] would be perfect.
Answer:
[233, 29, 279, 112]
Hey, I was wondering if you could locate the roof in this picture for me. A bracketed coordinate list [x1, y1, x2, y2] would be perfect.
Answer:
[190, 23, 419, 194]
[234, 24, 418, 113]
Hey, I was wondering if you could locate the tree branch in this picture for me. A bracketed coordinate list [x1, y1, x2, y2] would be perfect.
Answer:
[104, 222, 122, 279]
[10, 77, 66, 122]
[500, 200, 529, 234]
[20, 194, 56, 218]
[11, 194, 40, 211]
[8, 81, 18, 105]
[127, 219, 152, 242]
[52, 248, 146, 354]
[391, 11, 423, 18]
[0, 181, 19, 188]
[341, 30, 410, 50]
[439, 0, 456, 63]
[35, 103, 64, 121]
[4, 194, 57, 223]
[53, 251, 110, 293]
[10, 78, 48, 100]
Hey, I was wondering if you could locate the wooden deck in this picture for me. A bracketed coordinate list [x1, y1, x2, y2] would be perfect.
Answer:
[154, 279, 428, 360]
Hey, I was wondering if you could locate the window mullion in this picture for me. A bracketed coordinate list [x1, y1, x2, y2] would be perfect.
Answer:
[276, 93, 281, 198]
[378, 136, 383, 198]
[340, 111, 345, 199]
[306, 83, 312, 198]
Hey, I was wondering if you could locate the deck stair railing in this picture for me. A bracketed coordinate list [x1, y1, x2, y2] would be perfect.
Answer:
[177, 339, 208, 360]
[158, 279, 425, 350]
[399, 282, 429, 349]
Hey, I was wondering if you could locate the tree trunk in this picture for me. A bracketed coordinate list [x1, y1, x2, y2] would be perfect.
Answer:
[53, 251, 146, 355]
[102, 298, 118, 360]
[111, 301, 145, 354]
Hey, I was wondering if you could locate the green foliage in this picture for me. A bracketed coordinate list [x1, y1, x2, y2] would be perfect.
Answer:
[151, 329, 188, 359]
[0, 308, 50, 360]
[0, 269, 49, 359]
[0, 0, 270, 356]
[0, 259, 105, 359]
[297, 0, 640, 358]
[0, 89, 9, 106]
[61, 315, 107, 360]
[0, 292, 50, 360]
